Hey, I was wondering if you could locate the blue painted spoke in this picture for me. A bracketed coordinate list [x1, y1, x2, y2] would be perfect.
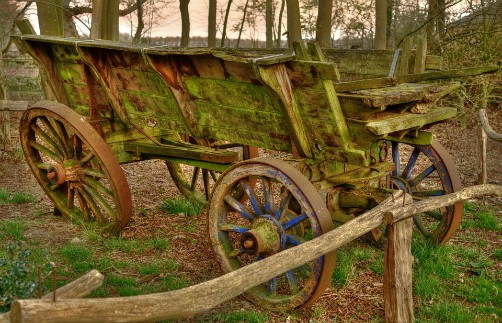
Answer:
[283, 213, 308, 231]
[286, 234, 307, 246]
[229, 248, 244, 258]
[402, 147, 420, 179]
[424, 210, 443, 221]
[274, 188, 291, 220]
[240, 179, 263, 215]
[219, 224, 250, 233]
[267, 277, 277, 295]
[412, 189, 445, 197]
[413, 216, 431, 238]
[224, 195, 255, 221]
[257, 254, 264, 261]
[261, 178, 273, 213]
[409, 164, 436, 187]
[285, 270, 299, 294]
[392, 142, 400, 176]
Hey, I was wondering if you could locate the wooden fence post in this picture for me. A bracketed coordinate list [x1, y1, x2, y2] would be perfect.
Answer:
[383, 216, 414, 323]
[477, 123, 488, 184]
[0, 108, 10, 151]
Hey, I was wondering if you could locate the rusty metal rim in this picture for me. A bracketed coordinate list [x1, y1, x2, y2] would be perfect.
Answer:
[20, 100, 132, 231]
[430, 140, 463, 244]
[209, 157, 336, 310]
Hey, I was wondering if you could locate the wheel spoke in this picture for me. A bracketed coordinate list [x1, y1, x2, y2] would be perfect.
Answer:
[283, 213, 308, 231]
[220, 224, 250, 233]
[285, 270, 299, 294]
[262, 178, 273, 213]
[402, 147, 420, 179]
[286, 234, 306, 246]
[67, 187, 75, 209]
[38, 117, 71, 158]
[80, 152, 95, 165]
[82, 183, 116, 221]
[412, 189, 445, 197]
[53, 119, 74, 158]
[224, 194, 255, 221]
[76, 189, 91, 221]
[202, 169, 210, 201]
[413, 216, 431, 238]
[229, 248, 244, 258]
[424, 210, 443, 221]
[409, 164, 436, 187]
[392, 142, 400, 176]
[190, 167, 201, 191]
[240, 179, 263, 215]
[73, 135, 83, 160]
[275, 188, 291, 220]
[209, 170, 218, 183]
[83, 168, 106, 178]
[83, 177, 114, 199]
[267, 277, 277, 296]
[29, 140, 63, 163]
[36, 163, 51, 170]
[30, 124, 66, 158]
[76, 186, 106, 223]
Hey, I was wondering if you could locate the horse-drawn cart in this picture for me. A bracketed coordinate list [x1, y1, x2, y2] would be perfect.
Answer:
[13, 34, 497, 311]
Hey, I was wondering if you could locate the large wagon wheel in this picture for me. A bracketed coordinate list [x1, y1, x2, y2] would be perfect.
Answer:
[387, 140, 463, 244]
[20, 101, 132, 233]
[208, 157, 336, 311]
[166, 136, 258, 204]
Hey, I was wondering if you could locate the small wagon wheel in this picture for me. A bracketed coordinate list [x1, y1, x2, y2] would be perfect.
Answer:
[387, 140, 463, 244]
[208, 157, 336, 311]
[166, 136, 258, 204]
[20, 101, 132, 233]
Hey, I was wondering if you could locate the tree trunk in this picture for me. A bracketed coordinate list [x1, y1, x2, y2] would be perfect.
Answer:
[62, 0, 78, 37]
[386, 0, 394, 49]
[179, 0, 190, 47]
[132, 0, 144, 43]
[375, 0, 387, 49]
[266, 0, 273, 48]
[426, 0, 438, 52]
[208, 0, 217, 47]
[36, 0, 64, 36]
[91, 0, 119, 41]
[236, 0, 250, 48]
[276, 0, 286, 47]
[221, 0, 233, 47]
[315, 0, 333, 48]
[286, 0, 302, 48]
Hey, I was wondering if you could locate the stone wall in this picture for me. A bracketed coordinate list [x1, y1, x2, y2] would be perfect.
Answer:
[2, 54, 44, 103]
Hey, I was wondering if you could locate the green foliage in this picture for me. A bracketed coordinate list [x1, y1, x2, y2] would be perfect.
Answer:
[0, 242, 51, 312]
[0, 219, 26, 241]
[461, 204, 500, 231]
[206, 309, 269, 322]
[160, 197, 203, 216]
[0, 189, 35, 205]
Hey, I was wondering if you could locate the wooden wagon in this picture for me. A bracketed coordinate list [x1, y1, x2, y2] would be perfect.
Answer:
[12, 34, 497, 311]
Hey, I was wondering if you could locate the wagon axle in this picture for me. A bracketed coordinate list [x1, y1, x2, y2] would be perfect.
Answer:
[47, 162, 83, 185]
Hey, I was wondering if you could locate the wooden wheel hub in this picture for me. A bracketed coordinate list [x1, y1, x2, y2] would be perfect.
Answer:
[47, 162, 82, 185]
[241, 217, 281, 255]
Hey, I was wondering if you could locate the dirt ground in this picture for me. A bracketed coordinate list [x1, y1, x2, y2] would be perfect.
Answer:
[0, 108, 501, 321]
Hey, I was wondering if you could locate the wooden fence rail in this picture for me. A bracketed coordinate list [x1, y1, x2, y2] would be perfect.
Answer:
[477, 109, 502, 184]
[7, 184, 502, 323]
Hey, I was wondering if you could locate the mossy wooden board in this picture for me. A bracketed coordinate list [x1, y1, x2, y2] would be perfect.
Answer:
[55, 62, 87, 85]
[193, 101, 291, 150]
[183, 77, 284, 114]
[51, 43, 81, 63]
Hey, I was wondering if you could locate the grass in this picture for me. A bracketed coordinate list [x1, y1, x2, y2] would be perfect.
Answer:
[160, 196, 203, 216]
[0, 189, 35, 205]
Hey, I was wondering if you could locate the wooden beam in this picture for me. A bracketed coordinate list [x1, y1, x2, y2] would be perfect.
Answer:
[0, 270, 103, 323]
[334, 65, 500, 93]
[384, 217, 414, 323]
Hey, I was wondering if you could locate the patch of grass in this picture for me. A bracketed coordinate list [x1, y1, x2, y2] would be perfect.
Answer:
[417, 301, 477, 322]
[58, 243, 92, 262]
[146, 237, 170, 251]
[206, 310, 269, 322]
[0, 219, 27, 241]
[160, 197, 203, 216]
[461, 203, 500, 231]
[494, 249, 502, 261]
[0, 189, 35, 205]
[332, 249, 356, 287]
[103, 237, 143, 253]
[106, 274, 140, 296]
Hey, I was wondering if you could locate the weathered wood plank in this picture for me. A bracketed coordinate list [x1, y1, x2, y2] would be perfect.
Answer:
[397, 37, 413, 76]
[384, 217, 414, 323]
[334, 65, 499, 93]
[363, 107, 457, 135]
[413, 36, 427, 74]
[123, 141, 239, 164]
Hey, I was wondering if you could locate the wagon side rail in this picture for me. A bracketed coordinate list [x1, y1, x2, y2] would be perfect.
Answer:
[8, 184, 501, 323]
